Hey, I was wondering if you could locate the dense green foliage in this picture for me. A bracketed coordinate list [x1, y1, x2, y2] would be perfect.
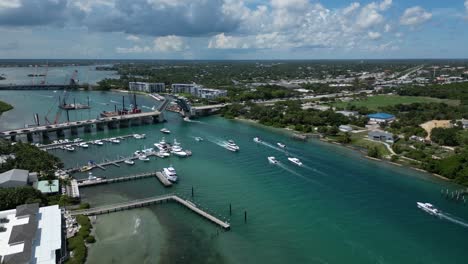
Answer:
[0, 186, 46, 210]
[423, 148, 468, 185]
[221, 101, 367, 133]
[0, 142, 63, 177]
[367, 146, 382, 159]
[430, 127, 462, 146]
[66, 215, 93, 264]
[0, 100, 13, 114]
[394, 82, 468, 105]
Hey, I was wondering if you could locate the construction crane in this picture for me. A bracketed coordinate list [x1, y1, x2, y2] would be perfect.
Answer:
[40, 62, 48, 85]
[44, 70, 77, 124]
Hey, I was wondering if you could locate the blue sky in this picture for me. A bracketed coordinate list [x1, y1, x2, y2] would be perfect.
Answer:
[0, 0, 467, 59]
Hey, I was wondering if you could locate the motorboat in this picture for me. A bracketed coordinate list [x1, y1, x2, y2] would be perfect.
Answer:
[64, 145, 75, 152]
[138, 155, 150, 161]
[288, 157, 303, 166]
[154, 137, 169, 151]
[80, 165, 93, 172]
[134, 150, 143, 156]
[417, 202, 439, 215]
[160, 128, 171, 134]
[268, 156, 279, 164]
[171, 139, 187, 157]
[156, 151, 171, 158]
[225, 140, 240, 152]
[83, 172, 102, 183]
[162, 166, 178, 182]
[110, 138, 120, 144]
[253, 137, 262, 143]
[195, 137, 203, 142]
[277, 142, 286, 148]
[73, 138, 82, 143]
[133, 134, 145, 139]
[142, 147, 154, 155]
[94, 140, 104, 146]
[78, 142, 89, 148]
[124, 159, 135, 165]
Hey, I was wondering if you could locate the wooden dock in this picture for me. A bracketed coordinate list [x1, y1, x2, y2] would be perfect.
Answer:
[66, 154, 150, 173]
[70, 194, 230, 230]
[77, 172, 165, 187]
[40, 134, 136, 151]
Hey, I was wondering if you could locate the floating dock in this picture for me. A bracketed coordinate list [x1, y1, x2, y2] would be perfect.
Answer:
[65, 153, 165, 173]
[77, 172, 167, 187]
[70, 194, 230, 230]
[40, 134, 136, 151]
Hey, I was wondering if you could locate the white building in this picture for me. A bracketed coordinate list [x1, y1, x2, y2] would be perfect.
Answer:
[171, 83, 227, 99]
[0, 204, 63, 264]
[129, 82, 165, 93]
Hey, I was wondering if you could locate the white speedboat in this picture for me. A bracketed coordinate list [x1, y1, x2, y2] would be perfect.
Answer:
[133, 134, 145, 139]
[110, 138, 120, 144]
[268, 156, 279, 164]
[134, 150, 143, 156]
[73, 138, 82, 143]
[253, 137, 262, 143]
[64, 145, 75, 152]
[94, 140, 104, 146]
[162, 166, 178, 182]
[288, 157, 303, 166]
[417, 202, 439, 215]
[160, 128, 171, 134]
[171, 139, 187, 157]
[78, 142, 89, 148]
[225, 140, 240, 152]
[277, 142, 286, 148]
[154, 137, 169, 151]
[124, 159, 135, 165]
[195, 137, 203, 142]
[138, 155, 150, 161]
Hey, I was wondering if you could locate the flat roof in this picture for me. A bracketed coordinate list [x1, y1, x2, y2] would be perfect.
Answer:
[36, 180, 59, 194]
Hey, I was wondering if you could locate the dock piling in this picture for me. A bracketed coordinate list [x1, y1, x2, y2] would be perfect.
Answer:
[244, 210, 247, 223]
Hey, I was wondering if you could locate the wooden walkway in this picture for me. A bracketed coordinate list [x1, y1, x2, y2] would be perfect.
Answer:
[40, 134, 135, 151]
[70, 195, 230, 230]
[77, 172, 171, 187]
[65, 153, 159, 173]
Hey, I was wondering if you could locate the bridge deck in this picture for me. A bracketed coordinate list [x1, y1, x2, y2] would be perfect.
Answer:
[70, 195, 230, 230]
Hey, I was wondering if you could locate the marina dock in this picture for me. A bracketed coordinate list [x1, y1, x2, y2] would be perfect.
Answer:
[77, 172, 171, 187]
[39, 134, 136, 151]
[70, 194, 230, 230]
[65, 153, 163, 173]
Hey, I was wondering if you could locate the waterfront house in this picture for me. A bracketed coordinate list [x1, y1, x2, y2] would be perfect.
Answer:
[0, 204, 64, 264]
[0, 169, 37, 188]
[367, 113, 396, 124]
[368, 130, 397, 144]
[339, 125, 353, 132]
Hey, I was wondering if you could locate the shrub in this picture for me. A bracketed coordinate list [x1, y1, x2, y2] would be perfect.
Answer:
[86, 235, 96, 243]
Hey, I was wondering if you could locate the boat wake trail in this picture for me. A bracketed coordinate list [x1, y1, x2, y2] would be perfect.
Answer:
[438, 212, 468, 228]
[110, 100, 120, 104]
[302, 165, 328, 176]
[259, 141, 288, 154]
[142, 105, 151, 109]
[277, 163, 322, 186]
[38, 94, 54, 98]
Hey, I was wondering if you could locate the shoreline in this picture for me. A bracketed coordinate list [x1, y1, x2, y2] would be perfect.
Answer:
[232, 116, 452, 183]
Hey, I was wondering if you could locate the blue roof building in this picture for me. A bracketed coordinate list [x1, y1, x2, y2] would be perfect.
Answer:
[367, 113, 396, 123]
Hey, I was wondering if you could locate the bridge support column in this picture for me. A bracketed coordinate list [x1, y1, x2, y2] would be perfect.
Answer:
[96, 123, 105, 131]
[84, 125, 92, 133]
[26, 133, 33, 142]
[119, 119, 129, 128]
[42, 131, 49, 139]
[10, 135, 16, 141]
[107, 121, 117, 129]
[70, 127, 78, 135]
[157, 112, 164, 123]
[130, 118, 141, 126]
[56, 129, 64, 137]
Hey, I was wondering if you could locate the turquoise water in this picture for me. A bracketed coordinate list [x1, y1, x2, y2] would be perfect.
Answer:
[1, 91, 468, 263]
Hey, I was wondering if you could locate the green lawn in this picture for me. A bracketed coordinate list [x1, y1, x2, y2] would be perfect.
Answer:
[0, 100, 13, 115]
[332, 95, 460, 111]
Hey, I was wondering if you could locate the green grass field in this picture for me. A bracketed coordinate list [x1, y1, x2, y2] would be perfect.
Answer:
[0, 100, 13, 115]
[332, 95, 459, 111]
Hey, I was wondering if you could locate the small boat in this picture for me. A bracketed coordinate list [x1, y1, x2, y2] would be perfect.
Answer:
[277, 142, 286, 148]
[80, 165, 93, 172]
[134, 150, 143, 156]
[225, 140, 240, 152]
[162, 166, 178, 182]
[171, 139, 187, 157]
[288, 157, 303, 166]
[78, 142, 89, 148]
[73, 138, 82, 143]
[138, 155, 150, 161]
[124, 159, 135, 165]
[160, 128, 171, 134]
[154, 137, 169, 151]
[133, 134, 145, 139]
[195, 137, 203, 142]
[93, 140, 104, 145]
[253, 137, 262, 143]
[417, 202, 439, 215]
[64, 145, 75, 152]
[110, 138, 120, 144]
[268, 156, 279, 164]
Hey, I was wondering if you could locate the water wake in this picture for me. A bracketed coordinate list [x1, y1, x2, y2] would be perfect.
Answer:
[277, 163, 322, 186]
[110, 100, 120, 104]
[38, 94, 54, 98]
[302, 164, 328, 176]
[133, 217, 141, 234]
[438, 212, 468, 228]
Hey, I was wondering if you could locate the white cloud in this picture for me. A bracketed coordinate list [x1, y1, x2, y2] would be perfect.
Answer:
[379, 0, 392, 11]
[73, 0, 115, 13]
[465, 0, 468, 14]
[208, 33, 249, 49]
[153, 35, 187, 52]
[116, 45, 152, 54]
[400, 6, 432, 26]
[368, 31, 381, 40]
[126, 35, 141, 42]
[384, 24, 391, 32]
[343, 2, 360, 15]
[356, 0, 392, 29]
[0, 0, 21, 9]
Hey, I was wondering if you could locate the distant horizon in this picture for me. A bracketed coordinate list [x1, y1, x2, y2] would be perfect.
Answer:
[1, 58, 468, 62]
